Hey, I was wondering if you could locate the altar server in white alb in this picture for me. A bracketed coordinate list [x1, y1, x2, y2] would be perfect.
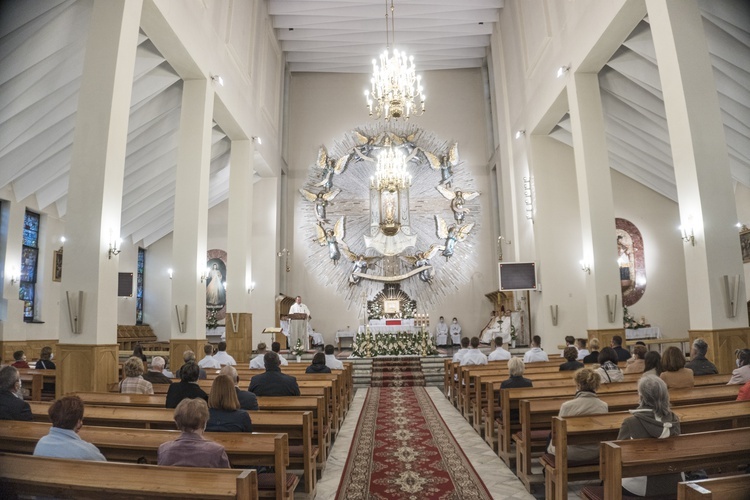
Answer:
[460, 337, 488, 366]
[449, 317, 462, 345]
[435, 316, 449, 346]
[523, 335, 549, 363]
[488, 337, 512, 361]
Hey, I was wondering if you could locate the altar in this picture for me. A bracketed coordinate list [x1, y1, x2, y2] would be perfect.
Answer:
[359, 318, 419, 335]
[625, 326, 661, 340]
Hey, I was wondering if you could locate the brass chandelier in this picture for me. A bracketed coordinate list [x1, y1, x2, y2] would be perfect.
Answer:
[364, 0, 426, 121]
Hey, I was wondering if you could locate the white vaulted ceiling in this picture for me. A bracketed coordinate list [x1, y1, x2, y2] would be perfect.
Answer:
[269, 0, 505, 73]
[0, 0, 747, 249]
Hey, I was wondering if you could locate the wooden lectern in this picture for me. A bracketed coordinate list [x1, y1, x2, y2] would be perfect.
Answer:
[288, 313, 309, 350]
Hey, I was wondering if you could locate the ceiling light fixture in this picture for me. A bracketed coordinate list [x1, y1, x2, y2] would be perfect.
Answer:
[364, 0, 425, 121]
[370, 138, 411, 191]
[211, 74, 224, 86]
[515, 130, 525, 139]
[556, 65, 570, 78]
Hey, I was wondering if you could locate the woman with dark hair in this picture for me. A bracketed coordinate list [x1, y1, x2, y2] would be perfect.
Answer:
[618, 376, 680, 496]
[158, 398, 230, 468]
[33, 395, 105, 461]
[659, 346, 694, 388]
[306, 352, 331, 373]
[594, 347, 623, 383]
[35, 346, 56, 370]
[165, 362, 208, 408]
[728, 349, 750, 385]
[547, 368, 608, 461]
[559, 346, 584, 371]
[643, 351, 661, 377]
[624, 345, 647, 374]
[206, 375, 252, 432]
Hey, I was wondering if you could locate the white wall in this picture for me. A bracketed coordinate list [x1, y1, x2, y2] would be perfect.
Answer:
[286, 69, 498, 343]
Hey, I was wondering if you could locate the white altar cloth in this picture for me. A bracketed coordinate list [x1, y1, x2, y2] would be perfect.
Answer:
[358, 325, 419, 335]
[625, 327, 661, 340]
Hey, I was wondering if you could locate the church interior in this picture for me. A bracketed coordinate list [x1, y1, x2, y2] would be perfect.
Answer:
[0, 0, 749, 498]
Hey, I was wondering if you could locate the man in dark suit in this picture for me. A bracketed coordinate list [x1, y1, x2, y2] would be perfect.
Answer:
[0, 366, 32, 421]
[248, 352, 300, 397]
[611, 335, 631, 362]
[220, 365, 258, 410]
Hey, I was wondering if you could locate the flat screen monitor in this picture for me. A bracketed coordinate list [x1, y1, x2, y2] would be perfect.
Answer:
[118, 272, 133, 297]
[498, 262, 537, 291]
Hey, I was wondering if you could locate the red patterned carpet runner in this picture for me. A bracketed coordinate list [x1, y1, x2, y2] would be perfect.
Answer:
[370, 357, 426, 387]
[336, 386, 492, 500]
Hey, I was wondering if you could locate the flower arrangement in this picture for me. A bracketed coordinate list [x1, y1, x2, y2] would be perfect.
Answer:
[351, 330, 437, 357]
[622, 307, 647, 329]
[206, 309, 219, 330]
[401, 301, 416, 319]
[291, 338, 306, 357]
[510, 323, 517, 342]
[367, 301, 383, 320]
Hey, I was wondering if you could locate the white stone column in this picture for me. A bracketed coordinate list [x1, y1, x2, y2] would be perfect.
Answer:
[170, 79, 214, 341]
[251, 176, 280, 348]
[58, 0, 142, 344]
[647, 0, 747, 329]
[226, 139, 254, 312]
[567, 72, 622, 329]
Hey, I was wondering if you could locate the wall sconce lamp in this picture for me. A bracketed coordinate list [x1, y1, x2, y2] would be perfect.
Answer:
[9, 267, 19, 285]
[557, 65, 570, 78]
[248, 281, 256, 294]
[736, 222, 748, 232]
[252, 136, 262, 145]
[108, 236, 122, 259]
[210, 74, 224, 86]
[200, 268, 209, 283]
[679, 225, 695, 246]
[278, 248, 291, 272]
[579, 259, 591, 274]
[515, 130, 525, 139]
[167, 268, 173, 280]
[523, 177, 534, 220]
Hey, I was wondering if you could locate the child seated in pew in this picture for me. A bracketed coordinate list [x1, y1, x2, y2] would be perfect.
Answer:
[206, 375, 252, 433]
[158, 398, 230, 468]
[33, 395, 105, 462]
[617, 375, 680, 497]
[546, 368, 608, 462]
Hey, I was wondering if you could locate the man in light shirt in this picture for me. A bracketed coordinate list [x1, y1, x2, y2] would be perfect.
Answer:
[452, 337, 470, 363]
[488, 337, 512, 361]
[523, 335, 549, 363]
[575, 338, 590, 361]
[212, 341, 236, 366]
[271, 341, 289, 366]
[289, 296, 311, 349]
[460, 337, 488, 366]
[249, 343, 268, 369]
[324, 344, 344, 370]
[198, 344, 221, 369]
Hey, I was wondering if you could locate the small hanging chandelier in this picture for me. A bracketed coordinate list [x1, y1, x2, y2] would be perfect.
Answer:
[371, 139, 411, 191]
[364, 0, 425, 121]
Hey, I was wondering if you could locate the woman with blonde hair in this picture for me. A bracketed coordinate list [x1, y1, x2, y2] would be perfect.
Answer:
[659, 346, 694, 389]
[624, 345, 648, 374]
[582, 338, 600, 364]
[119, 356, 154, 394]
[547, 368, 608, 461]
[206, 374, 252, 432]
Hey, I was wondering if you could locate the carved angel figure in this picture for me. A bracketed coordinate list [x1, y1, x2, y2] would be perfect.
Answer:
[421, 142, 460, 185]
[436, 185, 480, 224]
[315, 217, 345, 265]
[436, 216, 475, 259]
[316, 146, 351, 191]
[401, 244, 443, 282]
[342, 248, 381, 285]
[299, 188, 340, 223]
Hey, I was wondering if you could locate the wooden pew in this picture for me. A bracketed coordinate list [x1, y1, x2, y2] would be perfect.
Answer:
[519, 386, 744, 494]
[547, 398, 749, 500]
[18, 372, 42, 401]
[0, 421, 297, 500]
[74, 392, 331, 467]
[493, 373, 731, 464]
[678, 474, 750, 500]
[581, 427, 750, 500]
[0, 452, 258, 500]
[27, 402, 319, 496]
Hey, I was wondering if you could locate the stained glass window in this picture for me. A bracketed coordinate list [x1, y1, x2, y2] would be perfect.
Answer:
[136, 247, 145, 325]
[21, 210, 40, 322]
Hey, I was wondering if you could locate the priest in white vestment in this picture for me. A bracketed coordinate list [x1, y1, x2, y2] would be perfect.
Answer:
[480, 311, 502, 344]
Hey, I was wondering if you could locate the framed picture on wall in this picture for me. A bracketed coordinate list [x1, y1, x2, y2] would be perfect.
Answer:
[740, 229, 750, 263]
[52, 250, 63, 282]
